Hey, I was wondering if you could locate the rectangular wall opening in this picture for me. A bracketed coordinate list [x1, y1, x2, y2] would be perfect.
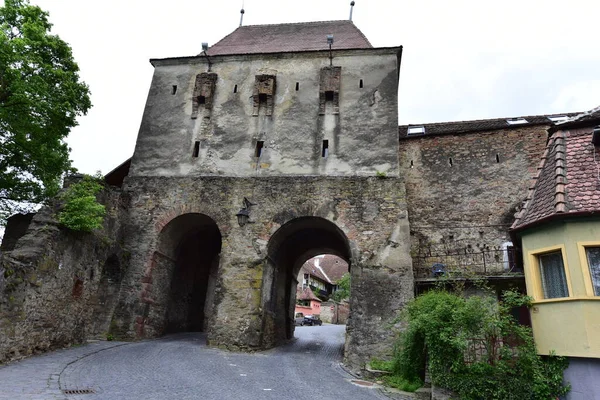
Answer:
[198, 96, 206, 105]
[295, 82, 299, 91]
[322, 140, 329, 158]
[172, 85, 177, 95]
[193, 141, 200, 158]
[325, 91, 334, 102]
[359, 79, 364, 88]
[234, 84, 238, 93]
[255, 141, 264, 158]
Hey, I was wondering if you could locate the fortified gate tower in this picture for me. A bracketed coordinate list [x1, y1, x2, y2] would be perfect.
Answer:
[110, 20, 413, 368]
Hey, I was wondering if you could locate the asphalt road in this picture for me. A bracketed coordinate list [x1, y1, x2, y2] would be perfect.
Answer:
[0, 324, 389, 400]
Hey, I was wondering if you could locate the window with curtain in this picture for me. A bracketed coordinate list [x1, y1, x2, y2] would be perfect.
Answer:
[586, 247, 600, 296]
[538, 251, 569, 299]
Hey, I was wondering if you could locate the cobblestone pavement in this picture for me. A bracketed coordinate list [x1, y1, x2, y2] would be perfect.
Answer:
[0, 325, 389, 400]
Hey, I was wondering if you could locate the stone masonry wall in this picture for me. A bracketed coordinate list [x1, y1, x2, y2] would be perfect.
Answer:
[0, 187, 127, 363]
[110, 175, 413, 370]
[399, 125, 549, 279]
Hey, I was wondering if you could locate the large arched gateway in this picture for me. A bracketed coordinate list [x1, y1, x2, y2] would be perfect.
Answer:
[262, 217, 352, 346]
[148, 213, 222, 335]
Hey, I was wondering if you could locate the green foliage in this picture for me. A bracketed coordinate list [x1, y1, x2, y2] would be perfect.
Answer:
[0, 0, 91, 223]
[382, 375, 422, 392]
[58, 174, 105, 232]
[106, 333, 114, 341]
[375, 171, 387, 178]
[392, 289, 570, 399]
[369, 357, 394, 372]
[331, 272, 350, 302]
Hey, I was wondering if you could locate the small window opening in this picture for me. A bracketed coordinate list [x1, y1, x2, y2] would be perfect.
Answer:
[233, 84, 238, 93]
[359, 79, 364, 88]
[322, 140, 329, 158]
[192, 141, 200, 158]
[198, 96, 206, 105]
[449, 157, 453, 166]
[255, 141, 264, 158]
[171, 85, 177, 95]
[295, 82, 300, 91]
[259, 93, 268, 103]
[410, 160, 414, 168]
[325, 91, 334, 102]
[495, 154, 500, 163]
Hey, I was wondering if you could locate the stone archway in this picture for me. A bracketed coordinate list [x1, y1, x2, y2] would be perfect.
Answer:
[152, 213, 222, 334]
[262, 216, 352, 347]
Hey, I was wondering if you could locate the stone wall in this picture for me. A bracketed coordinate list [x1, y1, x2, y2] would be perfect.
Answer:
[399, 125, 549, 278]
[0, 188, 127, 363]
[110, 175, 413, 370]
[131, 48, 400, 178]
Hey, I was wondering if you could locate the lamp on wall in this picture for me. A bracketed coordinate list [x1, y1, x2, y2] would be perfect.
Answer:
[236, 208, 250, 227]
[236, 197, 256, 227]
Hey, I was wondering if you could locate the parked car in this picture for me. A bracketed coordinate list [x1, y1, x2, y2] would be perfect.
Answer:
[294, 313, 304, 326]
[302, 315, 322, 326]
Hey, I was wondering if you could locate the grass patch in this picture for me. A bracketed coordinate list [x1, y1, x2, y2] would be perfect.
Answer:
[369, 358, 394, 372]
[383, 375, 422, 392]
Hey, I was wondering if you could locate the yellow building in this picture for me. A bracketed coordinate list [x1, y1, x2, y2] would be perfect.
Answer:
[511, 105, 600, 398]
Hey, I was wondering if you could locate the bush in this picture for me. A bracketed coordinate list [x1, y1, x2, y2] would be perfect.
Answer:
[58, 174, 106, 232]
[391, 289, 570, 399]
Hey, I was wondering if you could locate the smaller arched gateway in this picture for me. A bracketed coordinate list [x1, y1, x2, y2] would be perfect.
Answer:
[262, 217, 353, 347]
[144, 213, 222, 336]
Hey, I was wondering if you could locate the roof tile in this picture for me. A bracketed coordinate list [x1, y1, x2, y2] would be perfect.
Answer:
[206, 20, 372, 56]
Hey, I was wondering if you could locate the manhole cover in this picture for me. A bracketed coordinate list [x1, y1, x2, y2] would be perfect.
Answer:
[351, 380, 375, 387]
[63, 389, 95, 395]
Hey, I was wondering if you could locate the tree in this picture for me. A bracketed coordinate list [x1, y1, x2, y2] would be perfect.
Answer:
[58, 174, 105, 232]
[331, 272, 350, 302]
[0, 0, 91, 223]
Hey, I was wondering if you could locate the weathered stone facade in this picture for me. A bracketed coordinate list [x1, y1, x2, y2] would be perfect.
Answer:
[399, 124, 549, 279]
[0, 188, 127, 363]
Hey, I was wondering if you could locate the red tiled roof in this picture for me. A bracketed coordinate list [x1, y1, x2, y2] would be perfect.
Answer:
[316, 255, 348, 282]
[296, 286, 321, 302]
[206, 20, 372, 56]
[512, 112, 600, 230]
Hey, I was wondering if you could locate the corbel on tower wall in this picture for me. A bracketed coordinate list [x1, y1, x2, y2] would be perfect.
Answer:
[319, 66, 341, 115]
[191, 72, 218, 119]
[252, 74, 276, 116]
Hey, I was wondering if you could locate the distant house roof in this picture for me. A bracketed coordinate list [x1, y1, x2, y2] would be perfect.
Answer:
[399, 113, 580, 139]
[316, 255, 348, 282]
[297, 286, 321, 302]
[206, 20, 372, 56]
[512, 106, 600, 230]
[300, 255, 349, 284]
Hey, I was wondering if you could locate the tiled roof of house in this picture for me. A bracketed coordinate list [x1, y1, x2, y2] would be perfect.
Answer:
[301, 255, 349, 284]
[399, 113, 580, 139]
[206, 20, 372, 56]
[301, 258, 331, 284]
[317, 255, 348, 282]
[512, 106, 600, 230]
[296, 286, 321, 302]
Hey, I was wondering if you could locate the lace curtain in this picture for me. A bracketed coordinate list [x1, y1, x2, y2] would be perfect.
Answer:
[539, 252, 568, 299]
[586, 247, 600, 296]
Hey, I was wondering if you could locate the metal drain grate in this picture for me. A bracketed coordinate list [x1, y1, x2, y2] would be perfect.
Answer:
[63, 389, 95, 395]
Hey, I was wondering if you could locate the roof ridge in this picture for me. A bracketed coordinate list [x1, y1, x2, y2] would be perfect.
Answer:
[553, 132, 567, 213]
[400, 112, 581, 128]
[240, 20, 354, 28]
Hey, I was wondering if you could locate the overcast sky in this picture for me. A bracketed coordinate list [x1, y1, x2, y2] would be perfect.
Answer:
[13, 0, 600, 174]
